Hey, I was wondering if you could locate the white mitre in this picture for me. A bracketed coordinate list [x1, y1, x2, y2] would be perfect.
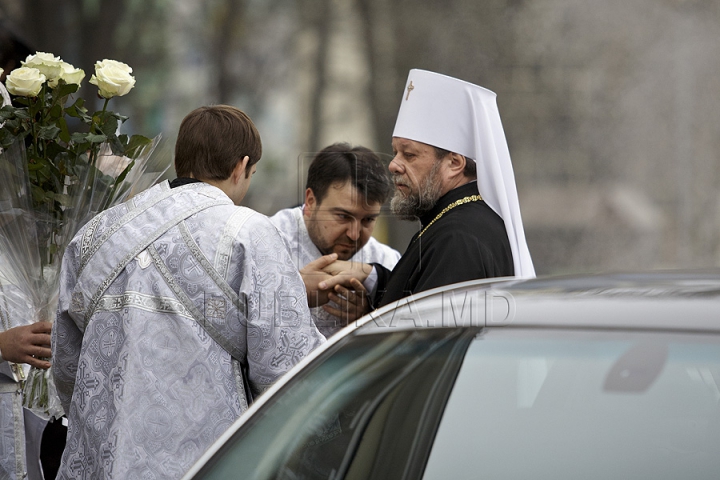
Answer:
[393, 69, 535, 278]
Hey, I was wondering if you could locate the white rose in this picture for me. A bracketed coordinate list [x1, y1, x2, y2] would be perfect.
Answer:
[54, 61, 85, 87]
[22, 52, 63, 85]
[89, 59, 136, 98]
[5, 67, 47, 97]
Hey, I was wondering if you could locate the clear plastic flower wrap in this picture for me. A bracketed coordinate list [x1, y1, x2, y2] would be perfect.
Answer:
[0, 54, 171, 419]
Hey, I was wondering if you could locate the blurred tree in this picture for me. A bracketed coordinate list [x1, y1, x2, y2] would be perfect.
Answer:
[205, 0, 247, 104]
[9, 0, 171, 135]
[299, 0, 332, 153]
[355, 0, 400, 153]
[352, 0, 524, 153]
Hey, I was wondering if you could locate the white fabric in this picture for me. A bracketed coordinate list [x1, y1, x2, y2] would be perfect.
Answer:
[362, 267, 378, 295]
[270, 206, 401, 337]
[53, 182, 325, 478]
[393, 69, 535, 278]
[0, 83, 10, 107]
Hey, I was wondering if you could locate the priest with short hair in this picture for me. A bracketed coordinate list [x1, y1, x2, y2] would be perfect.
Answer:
[52, 105, 325, 479]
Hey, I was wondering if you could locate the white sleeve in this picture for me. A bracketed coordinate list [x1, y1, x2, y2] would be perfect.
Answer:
[237, 215, 326, 394]
[362, 266, 379, 295]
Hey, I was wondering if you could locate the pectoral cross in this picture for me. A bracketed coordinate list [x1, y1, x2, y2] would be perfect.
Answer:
[405, 81, 414, 100]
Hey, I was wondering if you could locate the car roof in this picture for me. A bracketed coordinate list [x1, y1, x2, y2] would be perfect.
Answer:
[356, 269, 720, 334]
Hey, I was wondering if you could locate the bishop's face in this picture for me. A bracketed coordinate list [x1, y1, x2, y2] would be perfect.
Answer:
[388, 137, 445, 219]
[304, 181, 381, 260]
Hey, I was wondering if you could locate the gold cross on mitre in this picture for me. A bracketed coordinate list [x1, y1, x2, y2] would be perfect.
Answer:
[405, 81, 414, 100]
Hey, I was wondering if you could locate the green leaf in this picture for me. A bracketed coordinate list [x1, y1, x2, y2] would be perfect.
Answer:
[48, 104, 63, 120]
[52, 192, 74, 207]
[55, 82, 79, 98]
[113, 113, 129, 123]
[38, 125, 61, 140]
[70, 132, 89, 143]
[58, 117, 71, 143]
[0, 106, 17, 120]
[12, 109, 32, 120]
[108, 135, 125, 155]
[70, 132, 105, 149]
[30, 185, 47, 204]
[27, 161, 45, 172]
[114, 158, 137, 184]
[87, 133, 108, 144]
[100, 116, 119, 137]
[0, 128, 17, 149]
[125, 135, 153, 158]
[46, 142, 69, 164]
[66, 100, 91, 123]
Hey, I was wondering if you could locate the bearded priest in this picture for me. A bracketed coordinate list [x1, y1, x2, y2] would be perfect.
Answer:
[316, 69, 535, 310]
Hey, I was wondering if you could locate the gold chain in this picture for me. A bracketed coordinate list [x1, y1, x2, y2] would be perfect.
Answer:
[417, 194, 483, 238]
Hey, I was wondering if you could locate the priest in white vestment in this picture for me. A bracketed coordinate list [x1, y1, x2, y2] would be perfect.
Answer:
[52, 106, 325, 479]
[270, 143, 400, 337]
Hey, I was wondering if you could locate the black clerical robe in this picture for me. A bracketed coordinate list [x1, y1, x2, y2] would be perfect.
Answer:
[375, 181, 513, 307]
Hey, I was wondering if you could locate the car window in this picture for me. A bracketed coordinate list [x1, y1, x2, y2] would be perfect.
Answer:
[423, 329, 720, 480]
[195, 327, 478, 480]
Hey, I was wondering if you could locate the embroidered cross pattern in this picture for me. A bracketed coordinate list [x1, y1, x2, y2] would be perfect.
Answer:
[100, 444, 115, 470]
[183, 255, 204, 277]
[206, 296, 227, 319]
[100, 329, 118, 357]
[110, 355, 126, 399]
[71, 292, 85, 313]
[270, 330, 309, 368]
[76, 361, 99, 410]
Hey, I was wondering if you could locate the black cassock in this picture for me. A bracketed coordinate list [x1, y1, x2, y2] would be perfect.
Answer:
[374, 181, 513, 308]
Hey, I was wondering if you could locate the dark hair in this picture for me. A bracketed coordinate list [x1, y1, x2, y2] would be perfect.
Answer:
[306, 143, 392, 205]
[433, 146, 477, 179]
[174, 105, 262, 180]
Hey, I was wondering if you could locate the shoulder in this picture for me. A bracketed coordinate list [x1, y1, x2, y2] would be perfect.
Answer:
[232, 206, 269, 229]
[68, 195, 132, 248]
[435, 201, 507, 237]
[130, 180, 171, 206]
[268, 206, 302, 231]
[234, 208, 289, 242]
[420, 203, 509, 254]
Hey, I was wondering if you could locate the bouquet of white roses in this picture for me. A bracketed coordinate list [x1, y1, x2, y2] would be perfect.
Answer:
[0, 52, 171, 418]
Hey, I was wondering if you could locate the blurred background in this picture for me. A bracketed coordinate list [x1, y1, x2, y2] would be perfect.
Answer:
[2, 0, 719, 276]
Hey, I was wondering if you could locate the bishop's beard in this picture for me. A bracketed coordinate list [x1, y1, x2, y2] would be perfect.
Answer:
[390, 160, 444, 221]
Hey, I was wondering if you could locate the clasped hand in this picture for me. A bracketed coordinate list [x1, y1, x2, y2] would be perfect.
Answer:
[300, 254, 373, 323]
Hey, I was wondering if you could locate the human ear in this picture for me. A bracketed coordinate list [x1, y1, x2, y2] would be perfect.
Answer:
[304, 188, 317, 213]
[448, 152, 466, 176]
[232, 156, 250, 184]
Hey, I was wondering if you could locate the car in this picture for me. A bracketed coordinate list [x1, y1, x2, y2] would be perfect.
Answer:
[183, 271, 720, 479]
